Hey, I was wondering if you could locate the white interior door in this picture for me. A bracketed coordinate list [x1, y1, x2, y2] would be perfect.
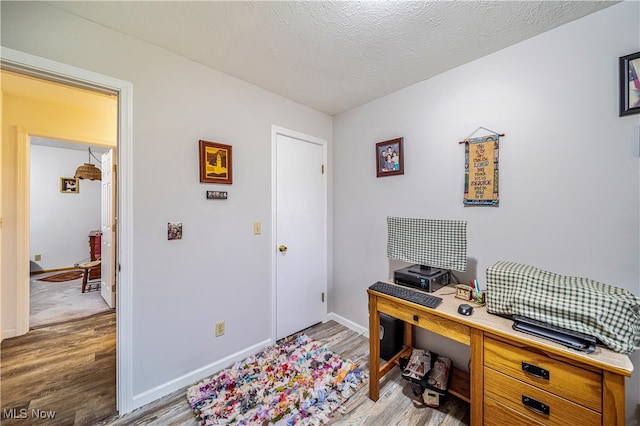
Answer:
[275, 132, 326, 340]
[101, 149, 116, 308]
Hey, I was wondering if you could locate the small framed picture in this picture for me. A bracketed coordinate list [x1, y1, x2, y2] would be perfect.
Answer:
[60, 177, 79, 193]
[168, 222, 183, 240]
[199, 140, 232, 184]
[619, 51, 640, 116]
[376, 137, 404, 177]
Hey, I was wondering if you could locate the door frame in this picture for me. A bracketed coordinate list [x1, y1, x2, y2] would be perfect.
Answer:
[270, 125, 328, 341]
[0, 47, 135, 413]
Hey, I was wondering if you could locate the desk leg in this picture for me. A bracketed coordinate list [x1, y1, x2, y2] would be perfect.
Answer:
[603, 370, 625, 426]
[404, 321, 413, 349]
[368, 293, 380, 401]
[470, 328, 484, 426]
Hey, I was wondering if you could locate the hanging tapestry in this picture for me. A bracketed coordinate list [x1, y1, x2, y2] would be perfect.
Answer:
[464, 135, 499, 206]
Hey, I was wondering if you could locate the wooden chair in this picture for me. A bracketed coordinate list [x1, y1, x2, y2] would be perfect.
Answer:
[78, 259, 101, 292]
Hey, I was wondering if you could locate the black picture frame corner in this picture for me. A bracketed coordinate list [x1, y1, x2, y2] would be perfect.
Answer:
[619, 51, 640, 117]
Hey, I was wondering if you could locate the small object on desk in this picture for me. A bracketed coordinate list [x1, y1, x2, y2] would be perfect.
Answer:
[472, 279, 479, 292]
[471, 290, 486, 306]
[457, 303, 473, 316]
[369, 281, 442, 309]
[455, 284, 473, 301]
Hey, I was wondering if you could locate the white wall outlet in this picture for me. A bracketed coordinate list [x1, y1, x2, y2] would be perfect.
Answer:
[215, 321, 225, 337]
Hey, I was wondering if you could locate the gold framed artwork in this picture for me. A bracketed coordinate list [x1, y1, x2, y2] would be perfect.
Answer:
[60, 177, 79, 193]
[199, 140, 232, 184]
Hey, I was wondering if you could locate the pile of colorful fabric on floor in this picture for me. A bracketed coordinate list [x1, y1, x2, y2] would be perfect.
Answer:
[187, 334, 367, 425]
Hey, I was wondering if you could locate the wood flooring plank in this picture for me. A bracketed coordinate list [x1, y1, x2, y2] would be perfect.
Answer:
[3, 315, 469, 425]
[1, 311, 117, 425]
[97, 319, 469, 426]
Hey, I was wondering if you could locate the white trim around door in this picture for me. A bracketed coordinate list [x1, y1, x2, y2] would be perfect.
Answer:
[0, 47, 135, 414]
[270, 125, 328, 342]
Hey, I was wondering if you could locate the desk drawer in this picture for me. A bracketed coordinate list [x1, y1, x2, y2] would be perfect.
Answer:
[484, 336, 601, 411]
[484, 396, 546, 426]
[484, 368, 601, 425]
[376, 297, 470, 345]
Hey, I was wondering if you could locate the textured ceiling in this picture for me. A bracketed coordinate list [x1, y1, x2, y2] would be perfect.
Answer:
[46, 1, 617, 115]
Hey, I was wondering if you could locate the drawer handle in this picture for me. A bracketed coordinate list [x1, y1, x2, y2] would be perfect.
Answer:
[522, 362, 549, 380]
[522, 395, 550, 416]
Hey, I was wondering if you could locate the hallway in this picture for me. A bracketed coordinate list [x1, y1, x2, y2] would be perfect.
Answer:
[0, 311, 116, 425]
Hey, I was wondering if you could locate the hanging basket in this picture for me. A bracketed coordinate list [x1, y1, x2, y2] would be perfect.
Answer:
[75, 163, 102, 180]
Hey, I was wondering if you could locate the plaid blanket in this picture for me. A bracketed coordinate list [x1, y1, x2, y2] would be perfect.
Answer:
[486, 261, 640, 354]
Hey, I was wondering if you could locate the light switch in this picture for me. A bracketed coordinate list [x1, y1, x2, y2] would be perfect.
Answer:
[253, 222, 262, 235]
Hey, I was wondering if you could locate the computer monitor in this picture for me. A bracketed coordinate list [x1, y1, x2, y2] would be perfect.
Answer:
[386, 217, 467, 276]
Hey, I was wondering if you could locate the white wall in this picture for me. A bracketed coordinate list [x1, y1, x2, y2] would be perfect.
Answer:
[332, 2, 640, 422]
[1, 0, 332, 409]
[3, 0, 639, 421]
[30, 145, 101, 271]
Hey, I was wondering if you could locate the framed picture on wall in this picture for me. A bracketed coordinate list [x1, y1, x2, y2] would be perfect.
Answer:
[199, 140, 233, 184]
[168, 222, 183, 240]
[60, 177, 79, 193]
[619, 51, 640, 116]
[376, 137, 404, 177]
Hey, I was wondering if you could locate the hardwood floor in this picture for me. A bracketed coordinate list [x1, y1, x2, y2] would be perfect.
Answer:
[1, 311, 116, 425]
[2, 314, 469, 425]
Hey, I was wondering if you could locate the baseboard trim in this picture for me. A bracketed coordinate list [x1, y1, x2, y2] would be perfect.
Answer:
[326, 312, 369, 338]
[130, 338, 272, 412]
[2, 328, 17, 341]
[130, 316, 368, 412]
[30, 266, 78, 276]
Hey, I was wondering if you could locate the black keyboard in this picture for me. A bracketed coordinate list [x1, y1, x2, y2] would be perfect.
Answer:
[369, 281, 442, 309]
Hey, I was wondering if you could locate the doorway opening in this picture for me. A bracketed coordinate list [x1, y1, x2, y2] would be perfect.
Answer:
[29, 138, 115, 328]
[1, 47, 135, 413]
[3, 71, 118, 420]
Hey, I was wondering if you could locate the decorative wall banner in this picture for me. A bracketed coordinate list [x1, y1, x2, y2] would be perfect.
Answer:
[464, 135, 499, 206]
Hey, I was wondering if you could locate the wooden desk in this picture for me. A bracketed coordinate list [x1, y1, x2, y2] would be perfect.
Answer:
[368, 283, 633, 425]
